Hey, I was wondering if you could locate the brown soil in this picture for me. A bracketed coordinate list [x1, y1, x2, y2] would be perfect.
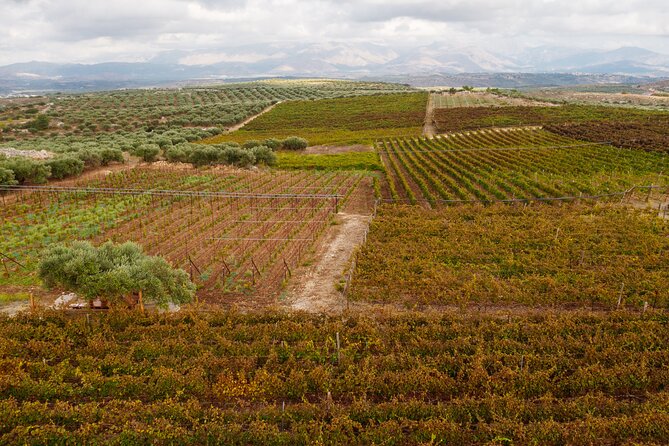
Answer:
[285, 212, 371, 314]
[423, 94, 437, 137]
[305, 145, 373, 154]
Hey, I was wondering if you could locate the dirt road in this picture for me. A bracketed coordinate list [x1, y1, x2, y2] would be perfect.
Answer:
[224, 102, 280, 133]
[287, 213, 371, 314]
[423, 94, 437, 137]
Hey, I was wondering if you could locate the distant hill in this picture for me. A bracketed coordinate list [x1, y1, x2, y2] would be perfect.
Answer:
[1, 43, 668, 95]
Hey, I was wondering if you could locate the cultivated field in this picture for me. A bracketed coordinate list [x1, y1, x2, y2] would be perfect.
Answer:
[2, 79, 669, 445]
[1, 166, 367, 304]
[204, 92, 428, 146]
[1, 311, 668, 444]
[431, 91, 548, 108]
[350, 203, 669, 308]
[433, 104, 669, 133]
[379, 128, 668, 206]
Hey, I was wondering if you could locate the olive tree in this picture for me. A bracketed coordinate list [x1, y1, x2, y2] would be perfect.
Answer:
[39, 241, 196, 308]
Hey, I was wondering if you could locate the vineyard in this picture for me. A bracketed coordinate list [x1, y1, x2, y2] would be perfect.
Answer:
[432, 104, 669, 133]
[204, 92, 428, 146]
[546, 119, 669, 153]
[0, 167, 366, 303]
[350, 203, 669, 308]
[430, 91, 547, 108]
[378, 128, 668, 206]
[1, 310, 668, 444]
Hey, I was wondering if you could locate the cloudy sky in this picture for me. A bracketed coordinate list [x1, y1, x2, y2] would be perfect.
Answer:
[1, 0, 668, 65]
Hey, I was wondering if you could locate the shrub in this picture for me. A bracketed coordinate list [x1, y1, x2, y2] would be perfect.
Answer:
[242, 140, 262, 149]
[99, 148, 124, 165]
[38, 241, 196, 308]
[75, 149, 103, 168]
[0, 167, 17, 186]
[44, 156, 85, 180]
[282, 136, 308, 151]
[251, 145, 277, 166]
[262, 138, 282, 150]
[0, 157, 51, 184]
[188, 146, 222, 167]
[133, 144, 161, 162]
[165, 146, 189, 163]
[25, 114, 50, 131]
[221, 147, 256, 167]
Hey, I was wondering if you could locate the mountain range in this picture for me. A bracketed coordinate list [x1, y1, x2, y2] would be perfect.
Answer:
[1, 43, 668, 95]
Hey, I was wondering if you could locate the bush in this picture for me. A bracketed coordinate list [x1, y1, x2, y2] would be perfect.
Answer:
[242, 140, 262, 149]
[75, 149, 103, 168]
[0, 157, 51, 184]
[133, 144, 160, 162]
[221, 146, 256, 167]
[165, 146, 189, 163]
[99, 148, 124, 165]
[25, 114, 50, 131]
[39, 241, 196, 308]
[188, 146, 222, 167]
[0, 167, 17, 186]
[262, 138, 282, 150]
[251, 145, 277, 166]
[44, 156, 85, 180]
[282, 136, 308, 151]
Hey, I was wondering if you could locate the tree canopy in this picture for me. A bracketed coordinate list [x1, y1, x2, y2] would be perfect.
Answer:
[38, 241, 196, 308]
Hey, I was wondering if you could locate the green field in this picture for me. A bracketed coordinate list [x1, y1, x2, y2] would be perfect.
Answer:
[276, 151, 382, 171]
[203, 92, 428, 146]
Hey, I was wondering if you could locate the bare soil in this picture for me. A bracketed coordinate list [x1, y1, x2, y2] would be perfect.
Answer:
[423, 94, 437, 137]
[285, 212, 371, 314]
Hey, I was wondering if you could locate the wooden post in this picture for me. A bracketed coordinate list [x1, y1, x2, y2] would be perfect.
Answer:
[643, 301, 649, 315]
[617, 283, 625, 309]
[30, 293, 35, 311]
[138, 290, 145, 314]
[336, 332, 341, 365]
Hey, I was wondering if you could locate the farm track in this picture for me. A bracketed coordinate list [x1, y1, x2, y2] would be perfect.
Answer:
[222, 101, 281, 133]
[422, 93, 437, 137]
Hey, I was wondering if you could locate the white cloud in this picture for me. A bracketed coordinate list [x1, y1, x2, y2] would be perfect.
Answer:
[0, 0, 667, 65]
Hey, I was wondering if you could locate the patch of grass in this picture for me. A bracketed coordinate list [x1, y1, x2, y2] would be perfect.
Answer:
[0, 292, 31, 303]
[276, 151, 382, 171]
[202, 92, 428, 146]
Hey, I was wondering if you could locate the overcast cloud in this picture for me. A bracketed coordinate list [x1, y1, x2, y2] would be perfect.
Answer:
[0, 0, 668, 65]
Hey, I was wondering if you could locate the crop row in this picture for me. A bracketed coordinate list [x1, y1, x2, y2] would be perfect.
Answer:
[1, 310, 668, 444]
[432, 104, 669, 133]
[546, 119, 669, 153]
[379, 128, 668, 205]
[350, 202, 669, 307]
[0, 80, 414, 140]
[206, 92, 428, 146]
[1, 167, 364, 300]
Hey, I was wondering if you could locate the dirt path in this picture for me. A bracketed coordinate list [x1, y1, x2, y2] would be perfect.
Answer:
[224, 102, 280, 133]
[286, 213, 371, 314]
[423, 94, 437, 137]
